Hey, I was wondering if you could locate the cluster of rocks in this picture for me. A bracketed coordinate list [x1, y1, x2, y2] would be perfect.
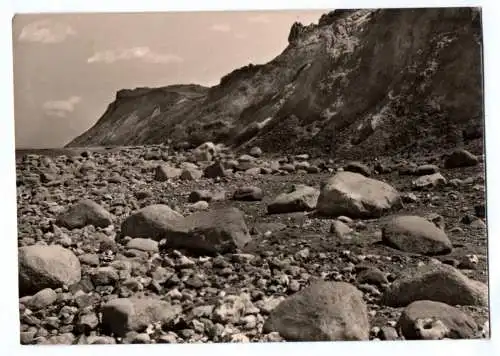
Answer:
[16, 143, 488, 344]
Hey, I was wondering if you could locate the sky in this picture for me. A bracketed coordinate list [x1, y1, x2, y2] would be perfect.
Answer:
[12, 10, 328, 148]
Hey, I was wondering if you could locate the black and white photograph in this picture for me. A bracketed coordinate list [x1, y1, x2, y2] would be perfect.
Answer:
[8, 1, 496, 350]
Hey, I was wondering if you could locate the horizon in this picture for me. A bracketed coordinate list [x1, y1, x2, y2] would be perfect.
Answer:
[12, 10, 328, 149]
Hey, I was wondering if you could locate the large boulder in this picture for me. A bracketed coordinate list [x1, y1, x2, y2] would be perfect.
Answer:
[55, 199, 113, 229]
[101, 297, 182, 337]
[397, 300, 478, 339]
[382, 263, 488, 307]
[19, 245, 82, 296]
[267, 185, 319, 214]
[120, 204, 187, 241]
[121, 205, 251, 254]
[316, 172, 402, 218]
[381, 215, 452, 255]
[179, 207, 252, 253]
[263, 281, 369, 341]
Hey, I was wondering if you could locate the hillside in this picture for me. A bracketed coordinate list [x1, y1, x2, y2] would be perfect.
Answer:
[66, 8, 483, 160]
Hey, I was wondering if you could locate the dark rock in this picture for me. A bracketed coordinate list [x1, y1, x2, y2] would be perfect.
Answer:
[444, 149, 479, 169]
[383, 263, 488, 307]
[343, 161, 371, 176]
[204, 162, 226, 178]
[55, 199, 113, 229]
[188, 190, 213, 203]
[233, 186, 264, 201]
[474, 204, 485, 218]
[101, 297, 182, 337]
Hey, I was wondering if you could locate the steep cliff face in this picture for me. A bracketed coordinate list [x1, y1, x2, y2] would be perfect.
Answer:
[67, 8, 483, 159]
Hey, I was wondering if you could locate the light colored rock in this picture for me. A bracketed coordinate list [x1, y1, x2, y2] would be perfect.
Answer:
[317, 172, 401, 218]
[397, 300, 478, 339]
[26, 288, 58, 310]
[412, 173, 447, 189]
[179, 207, 252, 253]
[263, 281, 369, 341]
[267, 185, 319, 214]
[250, 146, 263, 157]
[213, 294, 254, 324]
[188, 200, 210, 211]
[381, 215, 452, 255]
[126, 238, 159, 253]
[19, 245, 81, 296]
[120, 204, 186, 241]
[330, 220, 354, 238]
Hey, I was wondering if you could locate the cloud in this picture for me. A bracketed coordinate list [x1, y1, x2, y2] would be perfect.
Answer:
[43, 96, 81, 118]
[234, 33, 248, 39]
[18, 19, 76, 44]
[210, 24, 231, 32]
[87, 46, 183, 64]
[247, 15, 271, 23]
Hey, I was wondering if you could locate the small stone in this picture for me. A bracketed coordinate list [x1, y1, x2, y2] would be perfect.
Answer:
[77, 312, 99, 333]
[79, 253, 100, 266]
[288, 280, 301, 293]
[91, 266, 119, 286]
[229, 333, 250, 342]
[132, 333, 151, 344]
[188, 190, 213, 203]
[87, 336, 116, 344]
[330, 220, 354, 239]
[158, 332, 179, 343]
[378, 326, 399, 340]
[126, 238, 159, 253]
[262, 332, 284, 342]
[250, 147, 263, 157]
[20, 330, 37, 345]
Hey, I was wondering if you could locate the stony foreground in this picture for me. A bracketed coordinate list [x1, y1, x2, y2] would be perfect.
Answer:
[16, 143, 489, 344]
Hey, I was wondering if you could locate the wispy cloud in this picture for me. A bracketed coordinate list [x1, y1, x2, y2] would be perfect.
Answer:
[87, 46, 183, 64]
[43, 96, 81, 118]
[247, 14, 271, 23]
[210, 24, 231, 32]
[18, 19, 76, 44]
